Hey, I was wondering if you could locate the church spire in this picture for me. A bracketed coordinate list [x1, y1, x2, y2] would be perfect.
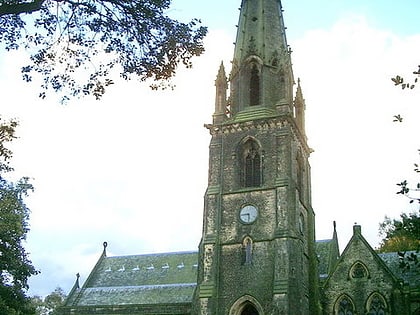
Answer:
[229, 0, 294, 116]
[233, 0, 288, 64]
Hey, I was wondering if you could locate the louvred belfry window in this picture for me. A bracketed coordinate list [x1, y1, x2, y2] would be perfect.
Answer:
[241, 139, 262, 188]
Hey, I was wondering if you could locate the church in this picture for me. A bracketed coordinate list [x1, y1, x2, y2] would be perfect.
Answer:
[58, 1, 419, 314]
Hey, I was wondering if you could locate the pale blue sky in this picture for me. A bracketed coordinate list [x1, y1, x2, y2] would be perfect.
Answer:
[0, 0, 419, 298]
[169, 1, 420, 37]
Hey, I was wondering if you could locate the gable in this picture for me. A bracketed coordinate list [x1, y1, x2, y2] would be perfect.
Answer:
[322, 225, 404, 314]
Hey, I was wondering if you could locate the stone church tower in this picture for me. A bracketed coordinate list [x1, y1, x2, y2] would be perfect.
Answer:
[194, 0, 319, 314]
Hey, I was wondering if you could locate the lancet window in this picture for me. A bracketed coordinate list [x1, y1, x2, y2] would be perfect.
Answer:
[335, 295, 355, 315]
[242, 237, 253, 265]
[367, 293, 387, 315]
[249, 64, 260, 106]
[350, 262, 368, 279]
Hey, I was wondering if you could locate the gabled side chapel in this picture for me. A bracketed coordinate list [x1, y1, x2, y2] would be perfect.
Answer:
[59, 1, 420, 314]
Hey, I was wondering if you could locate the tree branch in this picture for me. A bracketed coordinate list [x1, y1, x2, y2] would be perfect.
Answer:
[0, 0, 46, 17]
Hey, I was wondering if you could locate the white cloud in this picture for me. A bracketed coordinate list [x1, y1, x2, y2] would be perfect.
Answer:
[292, 15, 420, 249]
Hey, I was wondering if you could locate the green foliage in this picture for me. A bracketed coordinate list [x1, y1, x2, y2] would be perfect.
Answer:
[0, 0, 208, 102]
[378, 210, 420, 273]
[31, 287, 66, 315]
[0, 118, 18, 173]
[378, 211, 420, 272]
[396, 150, 420, 204]
[378, 211, 420, 249]
[0, 118, 38, 315]
[391, 65, 420, 90]
[391, 65, 420, 122]
[397, 251, 418, 274]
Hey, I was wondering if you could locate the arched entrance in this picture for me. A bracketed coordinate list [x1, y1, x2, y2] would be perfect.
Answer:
[241, 303, 259, 315]
[229, 295, 263, 315]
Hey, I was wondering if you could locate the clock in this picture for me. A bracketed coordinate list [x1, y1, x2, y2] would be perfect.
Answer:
[239, 205, 258, 223]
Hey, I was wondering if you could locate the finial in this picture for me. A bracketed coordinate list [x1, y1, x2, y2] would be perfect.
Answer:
[75, 273, 80, 289]
[216, 61, 227, 84]
[103, 241, 108, 256]
[333, 220, 336, 231]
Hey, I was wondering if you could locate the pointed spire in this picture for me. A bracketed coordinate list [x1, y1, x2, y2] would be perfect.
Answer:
[294, 78, 306, 138]
[233, 0, 289, 64]
[229, 0, 295, 116]
[213, 62, 228, 124]
[216, 61, 227, 88]
[328, 221, 340, 274]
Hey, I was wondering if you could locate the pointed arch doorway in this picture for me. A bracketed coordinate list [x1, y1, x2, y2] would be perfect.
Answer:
[229, 296, 263, 315]
[241, 303, 259, 315]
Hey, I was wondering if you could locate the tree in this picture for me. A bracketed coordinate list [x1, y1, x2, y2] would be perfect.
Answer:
[385, 66, 420, 273]
[396, 149, 420, 204]
[31, 287, 66, 315]
[0, 117, 38, 315]
[378, 211, 420, 252]
[0, 0, 208, 102]
[378, 211, 420, 272]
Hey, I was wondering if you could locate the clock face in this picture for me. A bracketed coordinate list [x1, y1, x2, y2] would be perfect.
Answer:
[239, 205, 258, 223]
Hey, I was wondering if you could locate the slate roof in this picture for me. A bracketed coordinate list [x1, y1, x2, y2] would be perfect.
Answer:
[65, 251, 199, 307]
[378, 251, 420, 289]
[65, 238, 418, 309]
[316, 239, 334, 279]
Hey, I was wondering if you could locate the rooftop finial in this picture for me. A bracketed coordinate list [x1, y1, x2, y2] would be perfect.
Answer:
[75, 273, 80, 289]
[103, 241, 108, 256]
[333, 221, 336, 231]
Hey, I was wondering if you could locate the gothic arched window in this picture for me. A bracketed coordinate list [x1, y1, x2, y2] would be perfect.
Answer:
[350, 261, 368, 279]
[249, 64, 260, 106]
[240, 139, 262, 188]
[367, 293, 387, 315]
[335, 295, 355, 315]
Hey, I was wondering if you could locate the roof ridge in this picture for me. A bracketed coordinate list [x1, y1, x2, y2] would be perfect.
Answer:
[107, 250, 198, 259]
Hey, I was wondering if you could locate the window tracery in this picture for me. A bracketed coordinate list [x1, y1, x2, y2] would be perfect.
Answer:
[239, 138, 262, 188]
[335, 295, 355, 315]
[367, 293, 387, 315]
[350, 261, 368, 279]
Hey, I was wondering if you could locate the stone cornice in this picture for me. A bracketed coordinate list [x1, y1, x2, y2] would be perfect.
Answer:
[205, 114, 313, 156]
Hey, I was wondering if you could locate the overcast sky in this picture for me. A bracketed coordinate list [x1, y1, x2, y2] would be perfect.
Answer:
[0, 0, 419, 297]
